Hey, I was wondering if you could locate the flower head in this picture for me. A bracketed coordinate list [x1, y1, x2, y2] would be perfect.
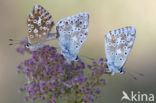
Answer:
[16, 40, 109, 103]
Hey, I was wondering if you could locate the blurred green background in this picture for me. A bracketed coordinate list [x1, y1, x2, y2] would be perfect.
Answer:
[0, 0, 156, 103]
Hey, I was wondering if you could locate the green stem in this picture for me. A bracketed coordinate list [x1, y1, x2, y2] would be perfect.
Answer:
[56, 98, 59, 103]
[65, 95, 73, 103]
[74, 93, 78, 103]
[67, 99, 73, 103]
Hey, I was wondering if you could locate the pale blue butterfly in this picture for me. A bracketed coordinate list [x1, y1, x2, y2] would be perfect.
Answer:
[56, 12, 89, 62]
[104, 26, 136, 75]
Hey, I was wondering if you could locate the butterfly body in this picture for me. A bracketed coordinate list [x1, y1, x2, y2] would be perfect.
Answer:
[25, 42, 44, 51]
[107, 62, 125, 75]
[56, 12, 89, 62]
[104, 26, 136, 75]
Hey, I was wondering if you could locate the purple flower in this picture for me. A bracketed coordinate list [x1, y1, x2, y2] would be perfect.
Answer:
[16, 43, 109, 103]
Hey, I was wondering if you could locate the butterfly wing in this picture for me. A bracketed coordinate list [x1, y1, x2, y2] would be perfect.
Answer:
[56, 12, 89, 61]
[27, 4, 54, 44]
[113, 27, 136, 68]
[104, 26, 136, 73]
[104, 33, 116, 62]
[104, 31, 117, 72]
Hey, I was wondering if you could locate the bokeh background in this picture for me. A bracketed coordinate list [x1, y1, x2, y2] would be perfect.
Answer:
[0, 0, 156, 103]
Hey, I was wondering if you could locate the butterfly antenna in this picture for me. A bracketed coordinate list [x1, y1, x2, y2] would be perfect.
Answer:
[80, 55, 95, 61]
[137, 73, 144, 77]
[8, 38, 21, 46]
[8, 42, 20, 46]
[9, 39, 21, 42]
[126, 70, 138, 80]
[132, 70, 144, 77]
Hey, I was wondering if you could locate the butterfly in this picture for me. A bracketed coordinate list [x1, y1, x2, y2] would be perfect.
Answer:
[104, 26, 136, 75]
[25, 4, 57, 51]
[55, 12, 89, 62]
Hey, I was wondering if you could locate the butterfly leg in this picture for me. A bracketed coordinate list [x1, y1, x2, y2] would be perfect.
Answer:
[111, 72, 115, 75]
[107, 68, 112, 72]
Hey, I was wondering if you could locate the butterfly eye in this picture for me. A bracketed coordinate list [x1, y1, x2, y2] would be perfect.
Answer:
[75, 56, 79, 61]
[25, 43, 31, 48]
[120, 69, 123, 73]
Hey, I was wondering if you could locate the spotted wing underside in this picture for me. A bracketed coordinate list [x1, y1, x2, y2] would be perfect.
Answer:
[27, 4, 54, 44]
[104, 26, 136, 69]
[56, 12, 89, 61]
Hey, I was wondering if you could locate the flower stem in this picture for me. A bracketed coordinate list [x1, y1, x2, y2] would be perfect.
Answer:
[74, 93, 78, 103]
[56, 98, 59, 103]
[67, 99, 73, 103]
[74, 86, 79, 103]
[65, 95, 73, 103]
